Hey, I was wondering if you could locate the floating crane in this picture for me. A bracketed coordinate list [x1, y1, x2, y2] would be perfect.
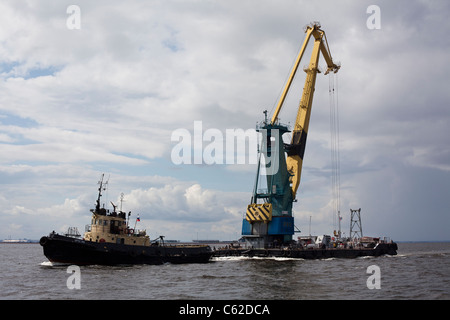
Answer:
[242, 22, 340, 248]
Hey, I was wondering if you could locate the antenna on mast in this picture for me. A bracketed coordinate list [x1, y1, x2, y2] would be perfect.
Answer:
[120, 193, 125, 212]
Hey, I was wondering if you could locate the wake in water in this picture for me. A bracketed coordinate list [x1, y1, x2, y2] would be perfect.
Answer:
[212, 256, 303, 262]
[39, 261, 70, 267]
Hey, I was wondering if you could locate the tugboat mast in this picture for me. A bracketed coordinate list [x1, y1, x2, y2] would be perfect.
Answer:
[95, 173, 109, 214]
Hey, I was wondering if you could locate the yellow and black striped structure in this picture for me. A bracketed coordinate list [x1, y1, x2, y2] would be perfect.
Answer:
[246, 203, 272, 223]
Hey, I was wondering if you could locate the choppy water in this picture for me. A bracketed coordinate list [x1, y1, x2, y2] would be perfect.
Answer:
[0, 242, 449, 300]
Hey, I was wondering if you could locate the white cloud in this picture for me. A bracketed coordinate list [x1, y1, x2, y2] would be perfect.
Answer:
[122, 181, 247, 223]
[0, 173, 249, 241]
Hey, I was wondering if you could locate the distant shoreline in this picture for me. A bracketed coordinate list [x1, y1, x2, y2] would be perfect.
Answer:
[396, 240, 450, 243]
[0, 240, 39, 244]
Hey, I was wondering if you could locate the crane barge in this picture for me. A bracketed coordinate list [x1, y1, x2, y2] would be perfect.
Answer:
[215, 22, 397, 259]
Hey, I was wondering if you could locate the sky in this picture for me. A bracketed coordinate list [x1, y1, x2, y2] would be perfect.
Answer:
[0, 0, 449, 242]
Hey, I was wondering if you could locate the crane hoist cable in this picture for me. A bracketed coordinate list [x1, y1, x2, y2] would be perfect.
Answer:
[329, 72, 341, 234]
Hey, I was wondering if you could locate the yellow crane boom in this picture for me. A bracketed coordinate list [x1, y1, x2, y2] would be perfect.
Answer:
[271, 22, 340, 199]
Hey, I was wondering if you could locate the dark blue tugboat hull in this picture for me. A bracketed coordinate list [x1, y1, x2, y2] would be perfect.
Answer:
[40, 233, 213, 265]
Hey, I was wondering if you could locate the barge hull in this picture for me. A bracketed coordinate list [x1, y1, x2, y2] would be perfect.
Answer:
[214, 243, 398, 259]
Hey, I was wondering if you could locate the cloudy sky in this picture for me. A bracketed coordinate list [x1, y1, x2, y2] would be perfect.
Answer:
[0, 0, 449, 242]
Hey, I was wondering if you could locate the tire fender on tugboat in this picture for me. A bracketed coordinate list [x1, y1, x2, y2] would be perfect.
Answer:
[39, 236, 48, 246]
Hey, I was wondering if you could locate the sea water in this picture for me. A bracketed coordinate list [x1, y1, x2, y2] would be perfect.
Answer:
[0, 242, 448, 300]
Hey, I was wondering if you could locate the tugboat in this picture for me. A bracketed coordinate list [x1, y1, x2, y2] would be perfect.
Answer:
[40, 174, 213, 265]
